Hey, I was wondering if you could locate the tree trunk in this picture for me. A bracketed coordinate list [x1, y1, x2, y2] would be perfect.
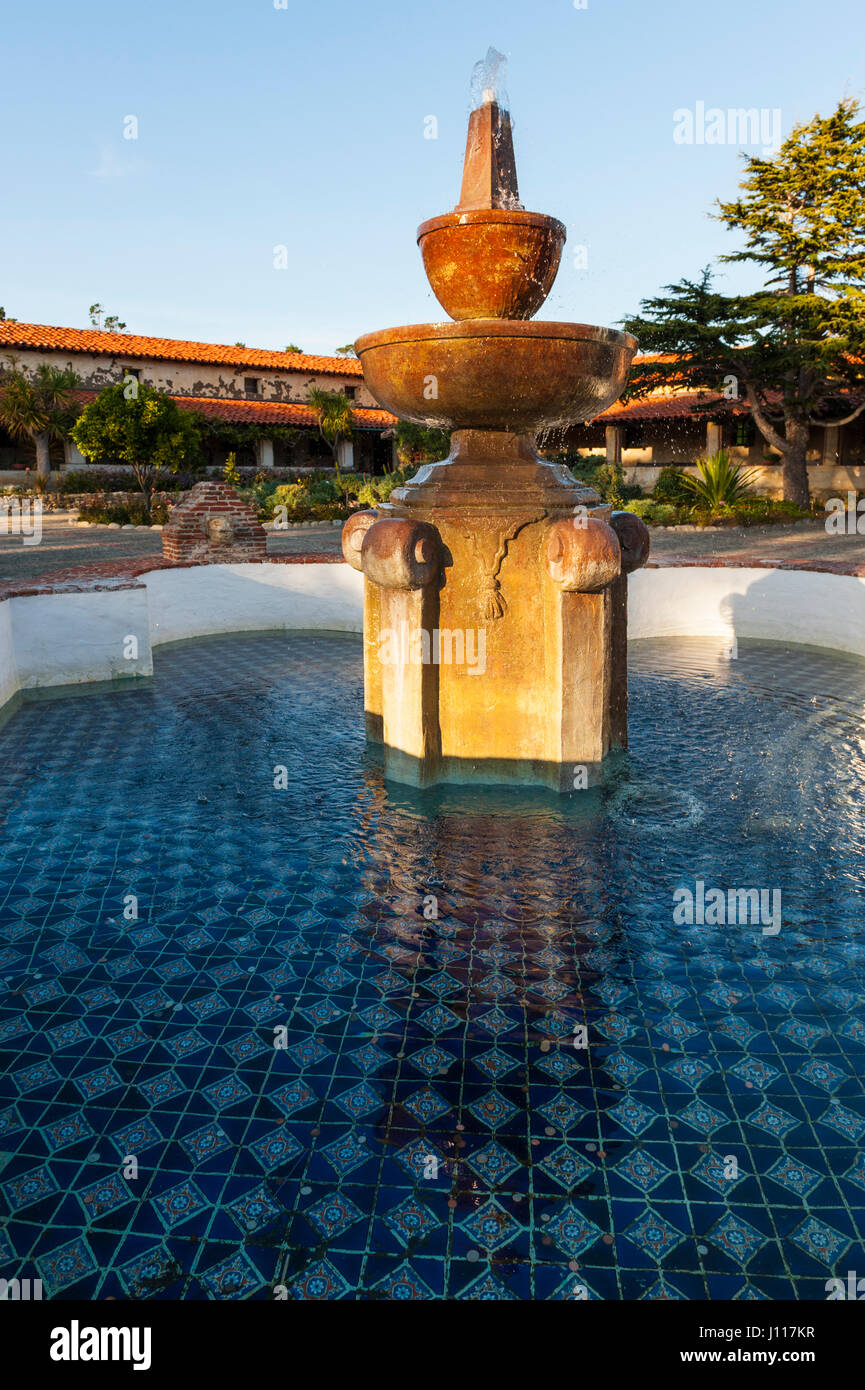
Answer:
[132, 463, 153, 521]
[780, 421, 810, 508]
[744, 389, 812, 509]
[34, 431, 51, 481]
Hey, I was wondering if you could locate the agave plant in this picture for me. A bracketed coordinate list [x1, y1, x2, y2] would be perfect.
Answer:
[680, 450, 761, 510]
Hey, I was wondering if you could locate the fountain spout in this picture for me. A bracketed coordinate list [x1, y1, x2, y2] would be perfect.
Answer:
[456, 100, 522, 212]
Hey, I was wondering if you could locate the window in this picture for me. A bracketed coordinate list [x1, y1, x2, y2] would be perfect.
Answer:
[734, 420, 754, 447]
[123, 366, 140, 379]
[344, 386, 356, 400]
[244, 377, 259, 396]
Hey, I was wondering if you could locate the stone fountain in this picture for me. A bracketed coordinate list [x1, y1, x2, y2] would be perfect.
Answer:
[343, 51, 649, 792]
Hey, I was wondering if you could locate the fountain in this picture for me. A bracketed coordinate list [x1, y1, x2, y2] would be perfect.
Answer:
[4, 49, 865, 1316]
[343, 51, 650, 791]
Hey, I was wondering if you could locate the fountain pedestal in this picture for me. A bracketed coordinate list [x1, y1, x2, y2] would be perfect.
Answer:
[345, 60, 649, 792]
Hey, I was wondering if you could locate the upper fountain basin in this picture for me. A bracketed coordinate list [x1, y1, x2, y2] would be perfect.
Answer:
[417, 210, 566, 320]
[354, 319, 637, 432]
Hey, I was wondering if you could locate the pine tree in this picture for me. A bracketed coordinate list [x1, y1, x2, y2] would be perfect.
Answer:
[623, 99, 865, 505]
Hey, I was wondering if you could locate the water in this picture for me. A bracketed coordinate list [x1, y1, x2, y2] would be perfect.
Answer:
[0, 632, 863, 1300]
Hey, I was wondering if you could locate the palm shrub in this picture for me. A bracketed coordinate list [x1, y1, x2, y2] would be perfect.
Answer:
[680, 450, 761, 510]
[306, 388, 353, 477]
[0, 361, 79, 480]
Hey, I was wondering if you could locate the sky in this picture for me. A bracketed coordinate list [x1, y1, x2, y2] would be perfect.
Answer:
[2, 0, 863, 355]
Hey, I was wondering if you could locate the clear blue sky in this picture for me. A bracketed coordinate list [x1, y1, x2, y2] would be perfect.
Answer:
[2, 0, 862, 354]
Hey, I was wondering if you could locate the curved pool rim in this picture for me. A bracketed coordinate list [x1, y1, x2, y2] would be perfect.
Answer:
[0, 554, 863, 713]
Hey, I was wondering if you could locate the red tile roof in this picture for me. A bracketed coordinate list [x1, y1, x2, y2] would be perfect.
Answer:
[597, 389, 739, 423]
[175, 395, 396, 430]
[70, 390, 396, 430]
[0, 321, 363, 377]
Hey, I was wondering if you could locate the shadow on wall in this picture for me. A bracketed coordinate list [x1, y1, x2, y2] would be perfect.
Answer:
[628, 565, 865, 660]
[720, 568, 865, 660]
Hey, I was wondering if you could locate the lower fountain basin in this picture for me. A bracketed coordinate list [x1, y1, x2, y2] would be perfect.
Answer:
[354, 319, 637, 432]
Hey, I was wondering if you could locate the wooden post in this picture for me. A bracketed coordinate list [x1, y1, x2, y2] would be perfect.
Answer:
[706, 421, 723, 457]
[605, 424, 623, 465]
[822, 425, 841, 466]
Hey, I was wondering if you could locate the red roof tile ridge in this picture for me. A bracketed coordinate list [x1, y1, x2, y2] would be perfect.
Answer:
[0, 320, 364, 376]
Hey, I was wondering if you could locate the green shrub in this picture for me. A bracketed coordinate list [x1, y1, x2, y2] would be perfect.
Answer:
[723, 496, 811, 526]
[254, 466, 420, 522]
[621, 499, 680, 525]
[356, 468, 417, 506]
[243, 474, 279, 513]
[256, 478, 342, 522]
[354, 481, 385, 508]
[619, 491, 812, 528]
[394, 422, 450, 466]
[545, 452, 642, 502]
[56, 468, 199, 495]
[622, 497, 654, 519]
[652, 466, 694, 505]
[651, 503, 679, 525]
[77, 500, 169, 525]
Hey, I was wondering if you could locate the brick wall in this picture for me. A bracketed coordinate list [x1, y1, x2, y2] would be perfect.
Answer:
[161, 480, 266, 564]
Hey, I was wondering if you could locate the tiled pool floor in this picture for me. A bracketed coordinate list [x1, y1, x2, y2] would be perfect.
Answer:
[0, 633, 863, 1299]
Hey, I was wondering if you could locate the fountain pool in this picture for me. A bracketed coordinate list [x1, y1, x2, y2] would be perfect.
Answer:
[0, 630, 863, 1300]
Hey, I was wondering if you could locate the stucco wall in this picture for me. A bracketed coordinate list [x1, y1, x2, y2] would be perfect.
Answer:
[6, 348, 379, 410]
[145, 562, 363, 646]
[620, 460, 865, 498]
[7, 589, 152, 694]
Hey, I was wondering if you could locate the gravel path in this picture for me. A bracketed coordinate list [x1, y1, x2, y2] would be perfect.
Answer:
[1, 514, 862, 584]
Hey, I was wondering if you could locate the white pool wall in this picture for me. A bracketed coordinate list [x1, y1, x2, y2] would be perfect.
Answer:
[0, 562, 862, 712]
